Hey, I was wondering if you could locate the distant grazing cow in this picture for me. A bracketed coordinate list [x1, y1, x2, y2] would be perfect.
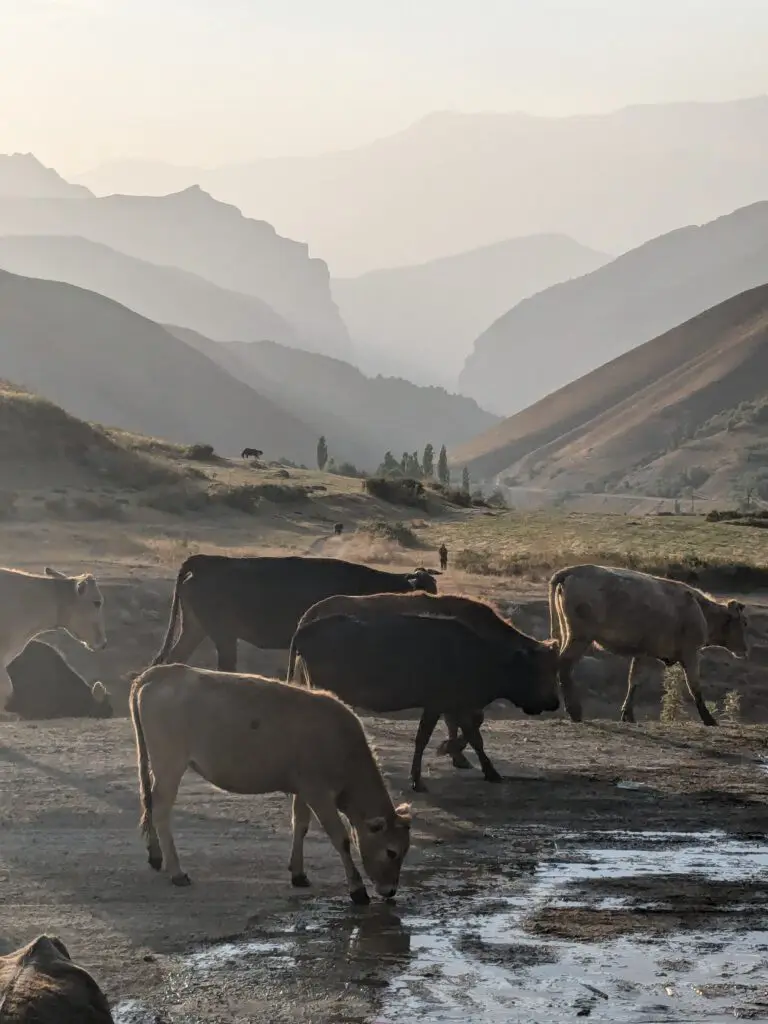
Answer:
[0, 566, 106, 712]
[289, 612, 560, 791]
[334, 523, 344, 536]
[0, 935, 114, 1022]
[152, 554, 440, 671]
[241, 448, 263, 460]
[288, 590, 559, 769]
[7, 640, 113, 720]
[130, 664, 412, 903]
[549, 563, 750, 725]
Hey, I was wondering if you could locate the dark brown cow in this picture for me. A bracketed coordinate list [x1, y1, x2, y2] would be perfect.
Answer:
[7, 640, 113, 720]
[289, 612, 560, 791]
[152, 554, 440, 672]
[0, 935, 114, 1022]
[288, 590, 559, 769]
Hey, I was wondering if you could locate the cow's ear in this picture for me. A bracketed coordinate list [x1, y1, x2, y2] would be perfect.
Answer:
[77, 578, 88, 595]
[91, 681, 107, 702]
[394, 802, 412, 827]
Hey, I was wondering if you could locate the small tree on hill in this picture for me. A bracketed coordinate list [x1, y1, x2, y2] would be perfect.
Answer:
[461, 466, 470, 494]
[437, 445, 449, 485]
[422, 443, 434, 478]
[316, 435, 328, 471]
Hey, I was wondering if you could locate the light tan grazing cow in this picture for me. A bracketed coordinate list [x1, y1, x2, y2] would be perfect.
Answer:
[0, 934, 114, 1022]
[129, 664, 412, 904]
[0, 567, 107, 711]
[549, 563, 749, 725]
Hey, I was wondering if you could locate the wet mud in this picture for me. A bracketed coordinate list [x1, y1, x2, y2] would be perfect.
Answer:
[113, 827, 768, 1023]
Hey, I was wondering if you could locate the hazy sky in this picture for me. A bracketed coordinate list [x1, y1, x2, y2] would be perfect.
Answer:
[1, 0, 767, 173]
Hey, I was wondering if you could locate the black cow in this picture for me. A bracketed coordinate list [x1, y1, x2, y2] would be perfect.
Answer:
[152, 554, 441, 672]
[288, 612, 560, 791]
[333, 522, 344, 536]
[241, 447, 263, 460]
[287, 590, 560, 768]
[7, 640, 113, 720]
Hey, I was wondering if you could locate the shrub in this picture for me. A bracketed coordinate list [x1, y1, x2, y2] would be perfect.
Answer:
[71, 495, 125, 520]
[185, 443, 217, 461]
[722, 690, 742, 723]
[660, 666, 685, 723]
[216, 484, 263, 514]
[453, 548, 499, 575]
[251, 483, 309, 503]
[330, 461, 365, 478]
[363, 477, 427, 507]
[140, 487, 211, 515]
[358, 519, 419, 548]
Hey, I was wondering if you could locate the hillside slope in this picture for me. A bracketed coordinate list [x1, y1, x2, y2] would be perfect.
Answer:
[166, 328, 500, 469]
[453, 285, 768, 498]
[0, 269, 317, 462]
[0, 235, 297, 345]
[77, 97, 768, 274]
[332, 235, 609, 386]
[0, 186, 351, 358]
[459, 201, 768, 414]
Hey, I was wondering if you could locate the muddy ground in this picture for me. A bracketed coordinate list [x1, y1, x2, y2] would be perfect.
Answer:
[1, 712, 768, 1022]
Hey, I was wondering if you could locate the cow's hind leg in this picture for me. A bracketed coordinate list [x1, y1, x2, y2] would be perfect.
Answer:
[147, 753, 189, 886]
[410, 709, 441, 792]
[214, 634, 238, 673]
[457, 713, 502, 783]
[0, 666, 18, 717]
[680, 651, 718, 727]
[557, 638, 591, 722]
[288, 795, 312, 888]
[304, 791, 369, 905]
[620, 656, 642, 723]
[164, 606, 207, 666]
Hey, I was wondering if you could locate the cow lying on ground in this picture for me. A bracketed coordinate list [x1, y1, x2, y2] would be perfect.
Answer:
[548, 563, 750, 725]
[288, 590, 559, 770]
[6, 640, 113, 720]
[152, 554, 440, 671]
[0, 935, 114, 1022]
[0, 566, 106, 711]
[289, 612, 560, 791]
[130, 664, 412, 904]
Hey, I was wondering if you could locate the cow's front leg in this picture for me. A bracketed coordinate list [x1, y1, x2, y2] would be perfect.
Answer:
[457, 713, 502, 783]
[680, 652, 718, 726]
[306, 792, 369, 905]
[438, 714, 473, 769]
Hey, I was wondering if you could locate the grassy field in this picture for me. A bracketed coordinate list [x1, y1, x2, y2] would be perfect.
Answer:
[422, 509, 768, 583]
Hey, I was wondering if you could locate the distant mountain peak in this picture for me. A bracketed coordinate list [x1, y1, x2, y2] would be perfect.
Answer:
[0, 153, 91, 199]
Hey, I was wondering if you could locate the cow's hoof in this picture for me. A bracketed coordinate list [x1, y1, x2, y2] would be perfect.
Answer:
[620, 712, 635, 724]
[484, 771, 503, 784]
[350, 887, 370, 906]
[702, 716, 719, 728]
[411, 779, 428, 793]
[451, 754, 473, 770]
[291, 873, 311, 888]
[148, 853, 162, 872]
[171, 872, 192, 887]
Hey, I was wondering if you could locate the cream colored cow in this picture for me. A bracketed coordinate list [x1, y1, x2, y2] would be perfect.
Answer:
[0, 566, 106, 709]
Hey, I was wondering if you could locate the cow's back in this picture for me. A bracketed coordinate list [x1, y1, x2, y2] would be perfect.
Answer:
[294, 613, 510, 712]
[181, 555, 420, 649]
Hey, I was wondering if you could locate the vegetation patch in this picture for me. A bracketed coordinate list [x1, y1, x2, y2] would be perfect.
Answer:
[364, 476, 427, 508]
[358, 519, 420, 548]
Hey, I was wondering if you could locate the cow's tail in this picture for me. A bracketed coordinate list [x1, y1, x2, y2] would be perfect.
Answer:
[292, 654, 311, 687]
[286, 634, 299, 682]
[129, 675, 153, 838]
[152, 558, 192, 665]
[547, 568, 569, 648]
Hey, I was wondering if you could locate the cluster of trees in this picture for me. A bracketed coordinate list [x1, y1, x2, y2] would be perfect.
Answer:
[316, 434, 472, 493]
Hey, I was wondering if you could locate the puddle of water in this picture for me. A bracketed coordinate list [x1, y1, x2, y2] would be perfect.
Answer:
[125, 828, 768, 1023]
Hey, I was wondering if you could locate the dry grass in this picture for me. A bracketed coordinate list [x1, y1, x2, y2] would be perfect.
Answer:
[425, 510, 768, 585]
